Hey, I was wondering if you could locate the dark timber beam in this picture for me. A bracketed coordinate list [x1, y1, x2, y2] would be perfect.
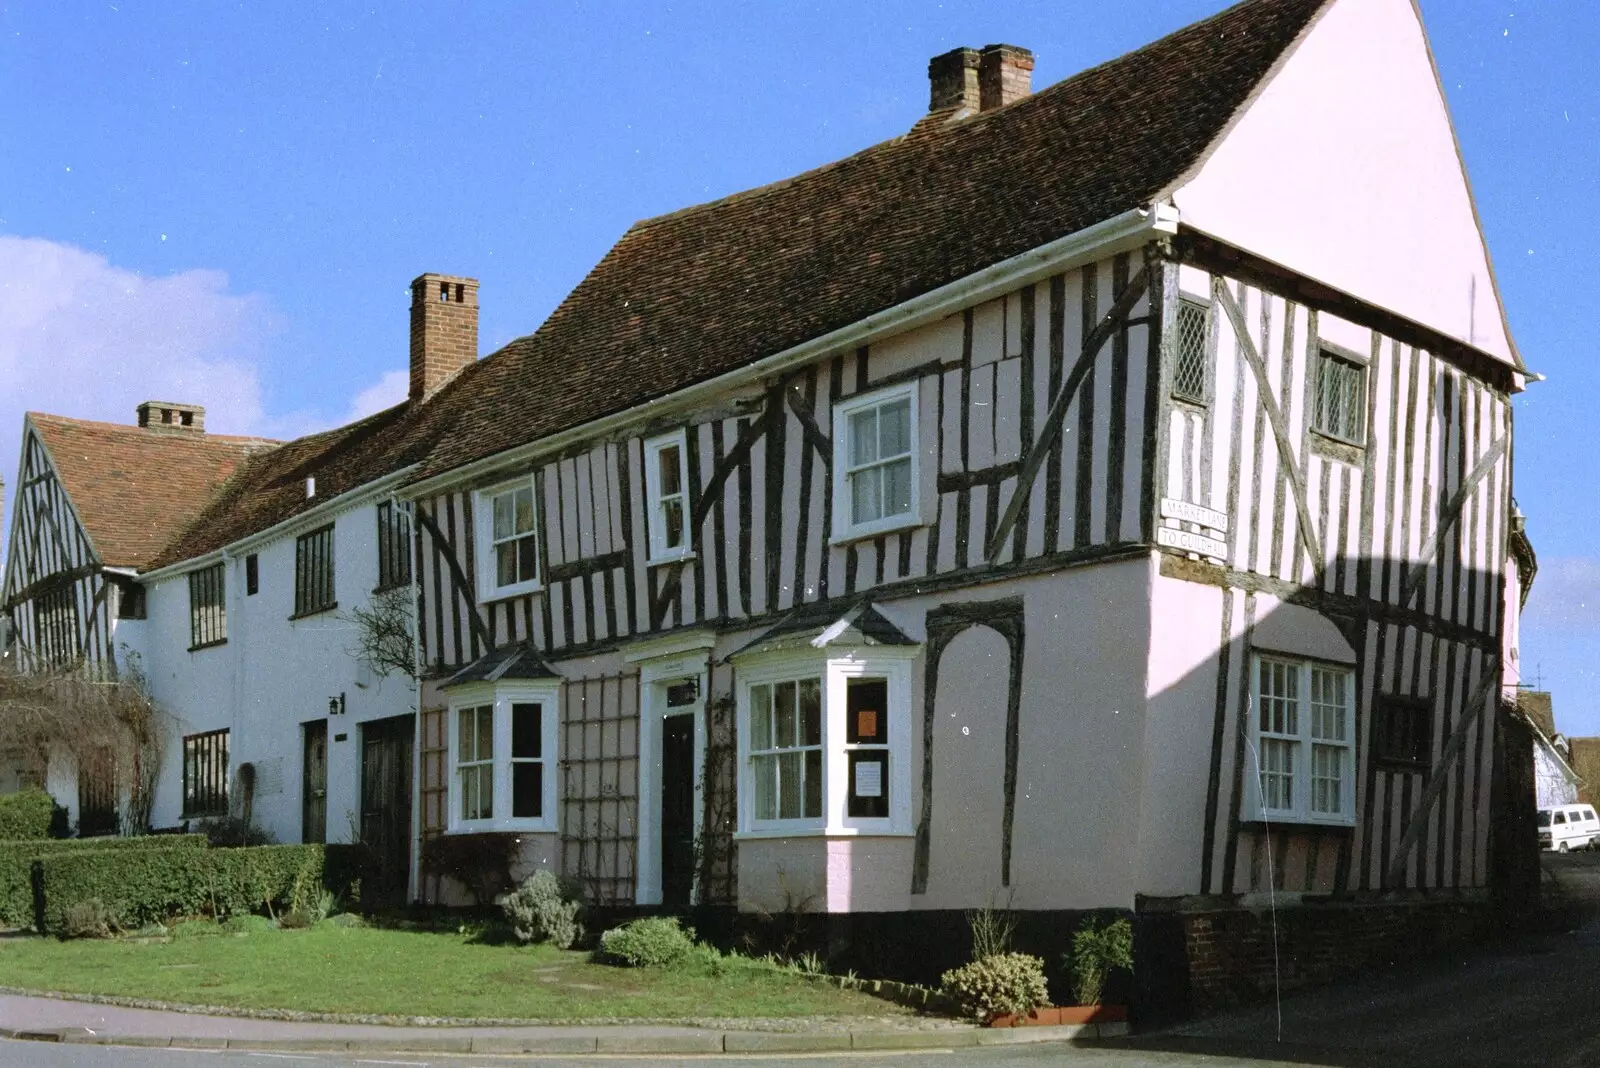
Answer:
[1398, 436, 1508, 609]
[413, 505, 495, 653]
[1384, 658, 1501, 887]
[986, 265, 1150, 561]
[1215, 281, 1324, 580]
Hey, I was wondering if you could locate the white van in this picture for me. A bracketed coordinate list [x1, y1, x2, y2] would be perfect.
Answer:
[1539, 804, 1600, 853]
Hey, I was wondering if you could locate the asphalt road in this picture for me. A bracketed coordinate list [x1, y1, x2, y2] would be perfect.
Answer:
[0, 1041, 1307, 1068]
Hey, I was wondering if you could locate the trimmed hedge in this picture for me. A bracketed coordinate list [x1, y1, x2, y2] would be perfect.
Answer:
[0, 835, 207, 929]
[0, 789, 56, 840]
[34, 843, 367, 933]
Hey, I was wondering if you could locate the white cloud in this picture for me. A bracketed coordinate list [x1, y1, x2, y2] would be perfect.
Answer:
[344, 369, 410, 423]
[1522, 556, 1600, 632]
[0, 236, 410, 555]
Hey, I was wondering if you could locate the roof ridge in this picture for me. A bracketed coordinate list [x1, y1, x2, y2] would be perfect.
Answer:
[25, 411, 279, 448]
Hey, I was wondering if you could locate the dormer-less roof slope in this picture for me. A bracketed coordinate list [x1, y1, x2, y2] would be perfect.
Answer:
[414, 0, 1329, 481]
[146, 398, 453, 571]
[26, 413, 273, 571]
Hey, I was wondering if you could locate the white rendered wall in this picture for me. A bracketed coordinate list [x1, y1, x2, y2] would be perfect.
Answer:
[125, 499, 416, 844]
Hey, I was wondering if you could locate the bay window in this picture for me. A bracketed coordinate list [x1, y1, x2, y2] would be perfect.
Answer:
[737, 651, 913, 835]
[1248, 654, 1355, 825]
[446, 682, 559, 832]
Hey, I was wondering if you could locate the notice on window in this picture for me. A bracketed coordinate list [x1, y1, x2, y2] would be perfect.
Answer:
[856, 709, 878, 740]
[854, 759, 883, 798]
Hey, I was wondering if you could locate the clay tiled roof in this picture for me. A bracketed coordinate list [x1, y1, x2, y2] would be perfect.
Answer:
[57, 0, 1330, 570]
[414, 0, 1328, 480]
[1519, 691, 1558, 740]
[28, 414, 274, 570]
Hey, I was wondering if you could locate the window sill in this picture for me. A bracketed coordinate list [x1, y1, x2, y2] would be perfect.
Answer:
[187, 639, 228, 653]
[478, 581, 543, 605]
[646, 550, 697, 568]
[829, 514, 927, 547]
[289, 602, 339, 622]
[445, 820, 558, 836]
[1170, 393, 1209, 410]
[1240, 815, 1355, 832]
[735, 825, 914, 841]
[1309, 430, 1365, 465]
[372, 581, 412, 595]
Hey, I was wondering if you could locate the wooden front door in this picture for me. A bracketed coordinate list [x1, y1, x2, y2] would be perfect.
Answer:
[302, 720, 327, 844]
[660, 713, 696, 907]
[361, 714, 414, 907]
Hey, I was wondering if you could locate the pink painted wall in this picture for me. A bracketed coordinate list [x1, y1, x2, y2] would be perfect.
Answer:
[1173, 0, 1518, 368]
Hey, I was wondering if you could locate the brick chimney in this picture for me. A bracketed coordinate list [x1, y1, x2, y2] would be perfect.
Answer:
[978, 44, 1034, 111]
[928, 47, 981, 113]
[409, 273, 479, 402]
[136, 401, 205, 433]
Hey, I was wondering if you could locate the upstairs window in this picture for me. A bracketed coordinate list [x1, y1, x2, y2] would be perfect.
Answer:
[245, 554, 259, 596]
[182, 728, 229, 819]
[1248, 655, 1355, 825]
[1172, 298, 1210, 404]
[32, 581, 79, 666]
[188, 563, 226, 649]
[1373, 695, 1432, 772]
[1312, 348, 1367, 446]
[294, 524, 336, 617]
[644, 431, 691, 562]
[376, 501, 413, 590]
[477, 480, 540, 600]
[447, 684, 558, 832]
[833, 384, 918, 540]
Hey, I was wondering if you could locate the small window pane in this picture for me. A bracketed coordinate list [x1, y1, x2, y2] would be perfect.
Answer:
[847, 678, 888, 744]
[476, 708, 494, 761]
[774, 681, 796, 747]
[658, 444, 682, 496]
[799, 678, 822, 747]
[512, 762, 542, 819]
[514, 487, 535, 534]
[852, 468, 882, 523]
[778, 750, 802, 819]
[497, 542, 517, 587]
[882, 459, 912, 517]
[663, 498, 684, 549]
[493, 494, 513, 540]
[750, 685, 773, 751]
[1259, 737, 1294, 810]
[850, 408, 879, 466]
[878, 398, 910, 456]
[517, 536, 538, 584]
[847, 751, 889, 818]
[512, 703, 541, 759]
[804, 748, 823, 819]
[754, 755, 777, 820]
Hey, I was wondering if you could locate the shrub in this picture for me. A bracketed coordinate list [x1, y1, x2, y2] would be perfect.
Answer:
[0, 834, 207, 929]
[33, 843, 366, 933]
[194, 816, 276, 848]
[1068, 916, 1133, 1007]
[169, 918, 223, 939]
[276, 910, 313, 930]
[420, 832, 520, 904]
[62, 898, 117, 939]
[501, 870, 584, 949]
[598, 917, 695, 968]
[967, 902, 1017, 961]
[222, 914, 275, 935]
[0, 789, 56, 841]
[939, 952, 1050, 1022]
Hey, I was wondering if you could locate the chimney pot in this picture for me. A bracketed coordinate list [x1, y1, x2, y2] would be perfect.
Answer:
[928, 47, 981, 113]
[409, 273, 479, 403]
[978, 44, 1034, 111]
[136, 400, 206, 433]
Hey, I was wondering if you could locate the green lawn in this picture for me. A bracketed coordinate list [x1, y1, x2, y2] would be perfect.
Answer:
[0, 924, 914, 1022]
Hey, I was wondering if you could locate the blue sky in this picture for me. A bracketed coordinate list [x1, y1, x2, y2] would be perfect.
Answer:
[1, 2, 1594, 727]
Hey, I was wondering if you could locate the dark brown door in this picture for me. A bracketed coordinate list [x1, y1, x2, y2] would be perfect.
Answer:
[302, 720, 327, 844]
[361, 715, 415, 907]
[661, 714, 696, 907]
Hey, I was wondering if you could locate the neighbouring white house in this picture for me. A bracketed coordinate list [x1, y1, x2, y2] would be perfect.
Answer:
[1, 0, 1545, 1014]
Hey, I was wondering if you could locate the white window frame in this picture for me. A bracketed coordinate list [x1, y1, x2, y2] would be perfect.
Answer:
[1246, 654, 1356, 827]
[474, 477, 542, 602]
[445, 680, 560, 833]
[735, 648, 915, 838]
[643, 430, 693, 564]
[831, 383, 921, 542]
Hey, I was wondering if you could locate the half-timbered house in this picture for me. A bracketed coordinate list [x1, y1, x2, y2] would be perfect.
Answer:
[0, 0, 1542, 1010]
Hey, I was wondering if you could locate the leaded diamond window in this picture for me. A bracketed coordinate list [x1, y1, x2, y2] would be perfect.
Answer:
[1313, 349, 1367, 445]
[1172, 298, 1209, 403]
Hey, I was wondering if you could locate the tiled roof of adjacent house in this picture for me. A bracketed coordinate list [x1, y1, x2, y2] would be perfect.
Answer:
[412, 0, 1327, 480]
[53, 0, 1329, 573]
[27, 414, 274, 570]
